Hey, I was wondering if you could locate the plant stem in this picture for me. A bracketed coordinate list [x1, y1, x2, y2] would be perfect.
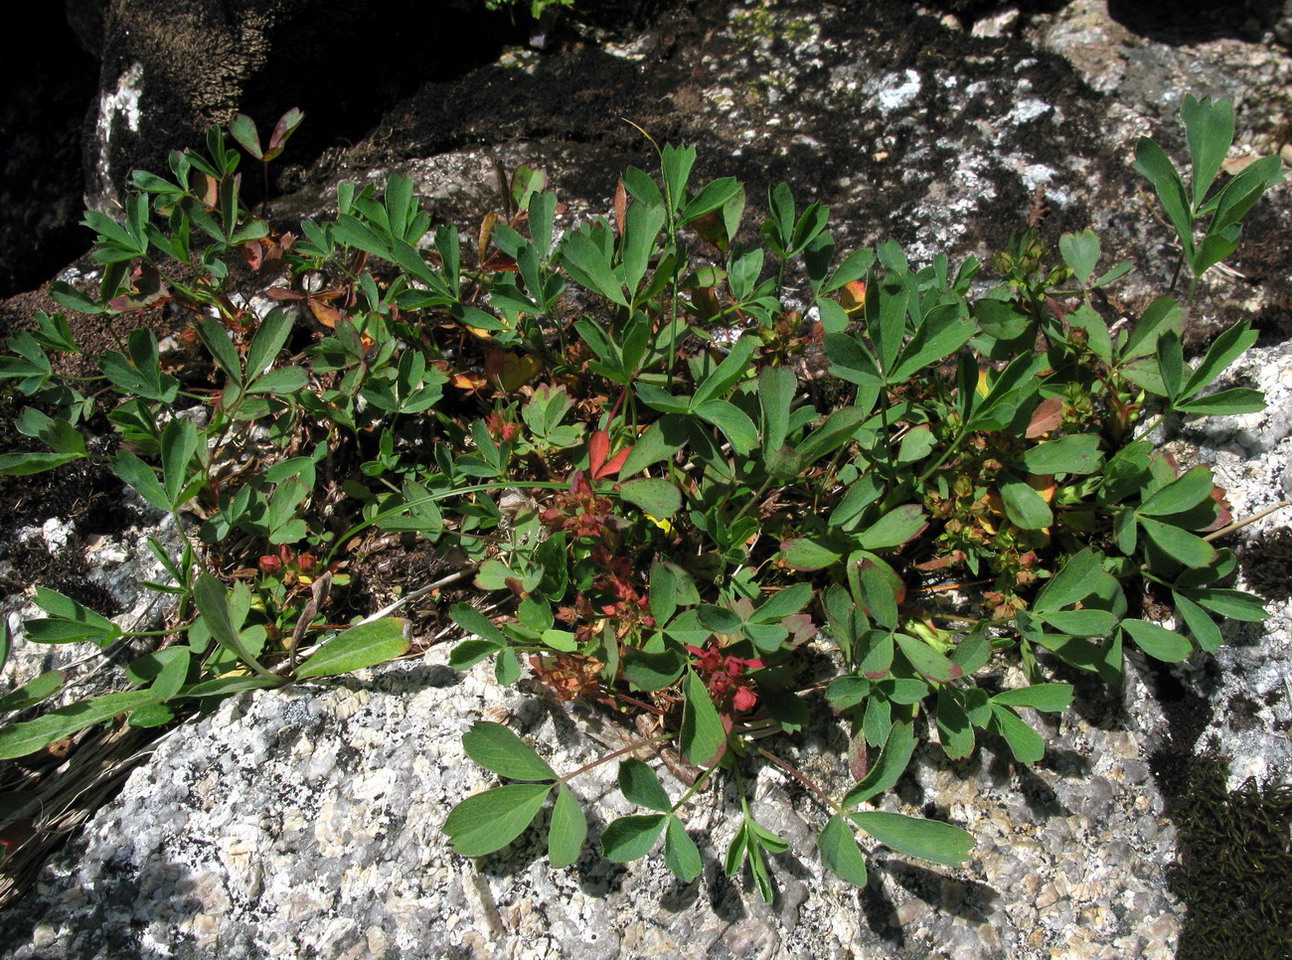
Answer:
[754, 746, 842, 816]
[556, 730, 676, 784]
[670, 758, 720, 813]
[916, 427, 969, 486]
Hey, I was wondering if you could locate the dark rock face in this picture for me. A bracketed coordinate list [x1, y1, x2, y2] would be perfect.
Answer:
[86, 0, 531, 214]
[0, 5, 100, 298]
[272, 0, 1288, 337]
[1107, 0, 1286, 44]
[0, 0, 537, 298]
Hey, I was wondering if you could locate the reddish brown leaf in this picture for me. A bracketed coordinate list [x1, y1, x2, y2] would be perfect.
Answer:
[848, 732, 869, 781]
[240, 241, 263, 271]
[1028, 473, 1057, 503]
[690, 210, 730, 251]
[308, 299, 343, 328]
[0, 820, 37, 855]
[478, 211, 498, 263]
[1026, 396, 1064, 438]
[839, 280, 868, 315]
[588, 430, 611, 478]
[614, 178, 628, 236]
[601, 445, 632, 478]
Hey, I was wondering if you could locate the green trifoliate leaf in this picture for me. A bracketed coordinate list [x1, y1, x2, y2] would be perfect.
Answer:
[443, 783, 552, 857]
[1173, 388, 1266, 416]
[462, 721, 556, 781]
[448, 639, 501, 670]
[988, 703, 1045, 764]
[697, 604, 743, 635]
[1138, 516, 1217, 569]
[1137, 466, 1215, 517]
[619, 477, 683, 520]
[936, 689, 975, 759]
[622, 647, 687, 691]
[991, 683, 1074, 713]
[843, 719, 915, 807]
[450, 604, 506, 646]
[782, 538, 843, 571]
[818, 814, 869, 886]
[751, 582, 814, 623]
[539, 629, 578, 652]
[1000, 478, 1053, 530]
[1059, 230, 1101, 288]
[1039, 608, 1118, 638]
[680, 670, 726, 766]
[547, 784, 587, 869]
[693, 399, 759, 455]
[1190, 588, 1267, 622]
[1021, 434, 1104, 475]
[847, 811, 974, 866]
[618, 758, 672, 813]
[1173, 592, 1222, 654]
[826, 677, 871, 711]
[493, 648, 519, 687]
[894, 633, 962, 683]
[857, 505, 927, 550]
[664, 816, 703, 883]
[601, 814, 667, 862]
[856, 629, 894, 680]
[1120, 619, 1193, 662]
[952, 629, 992, 674]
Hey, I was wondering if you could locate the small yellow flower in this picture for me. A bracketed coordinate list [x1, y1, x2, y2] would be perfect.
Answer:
[645, 513, 674, 535]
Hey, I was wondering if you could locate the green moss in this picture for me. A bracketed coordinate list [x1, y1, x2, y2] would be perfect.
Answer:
[1169, 754, 1292, 960]
[729, 0, 815, 45]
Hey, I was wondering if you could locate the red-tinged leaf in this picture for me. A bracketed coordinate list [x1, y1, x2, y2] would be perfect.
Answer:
[1206, 485, 1232, 531]
[266, 107, 304, 155]
[614, 179, 628, 235]
[601, 444, 632, 479]
[1025, 396, 1064, 438]
[229, 114, 261, 159]
[589, 430, 610, 478]
[894, 633, 963, 683]
[241, 241, 263, 271]
[484, 350, 541, 393]
[308, 299, 343, 328]
[848, 731, 869, 781]
[196, 173, 218, 208]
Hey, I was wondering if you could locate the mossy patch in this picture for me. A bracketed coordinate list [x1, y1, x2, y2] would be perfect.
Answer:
[1168, 753, 1292, 960]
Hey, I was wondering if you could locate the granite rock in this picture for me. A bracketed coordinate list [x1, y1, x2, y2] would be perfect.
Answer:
[0, 642, 1189, 960]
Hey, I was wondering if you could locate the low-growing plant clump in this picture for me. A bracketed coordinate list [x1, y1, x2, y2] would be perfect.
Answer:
[0, 97, 1282, 898]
